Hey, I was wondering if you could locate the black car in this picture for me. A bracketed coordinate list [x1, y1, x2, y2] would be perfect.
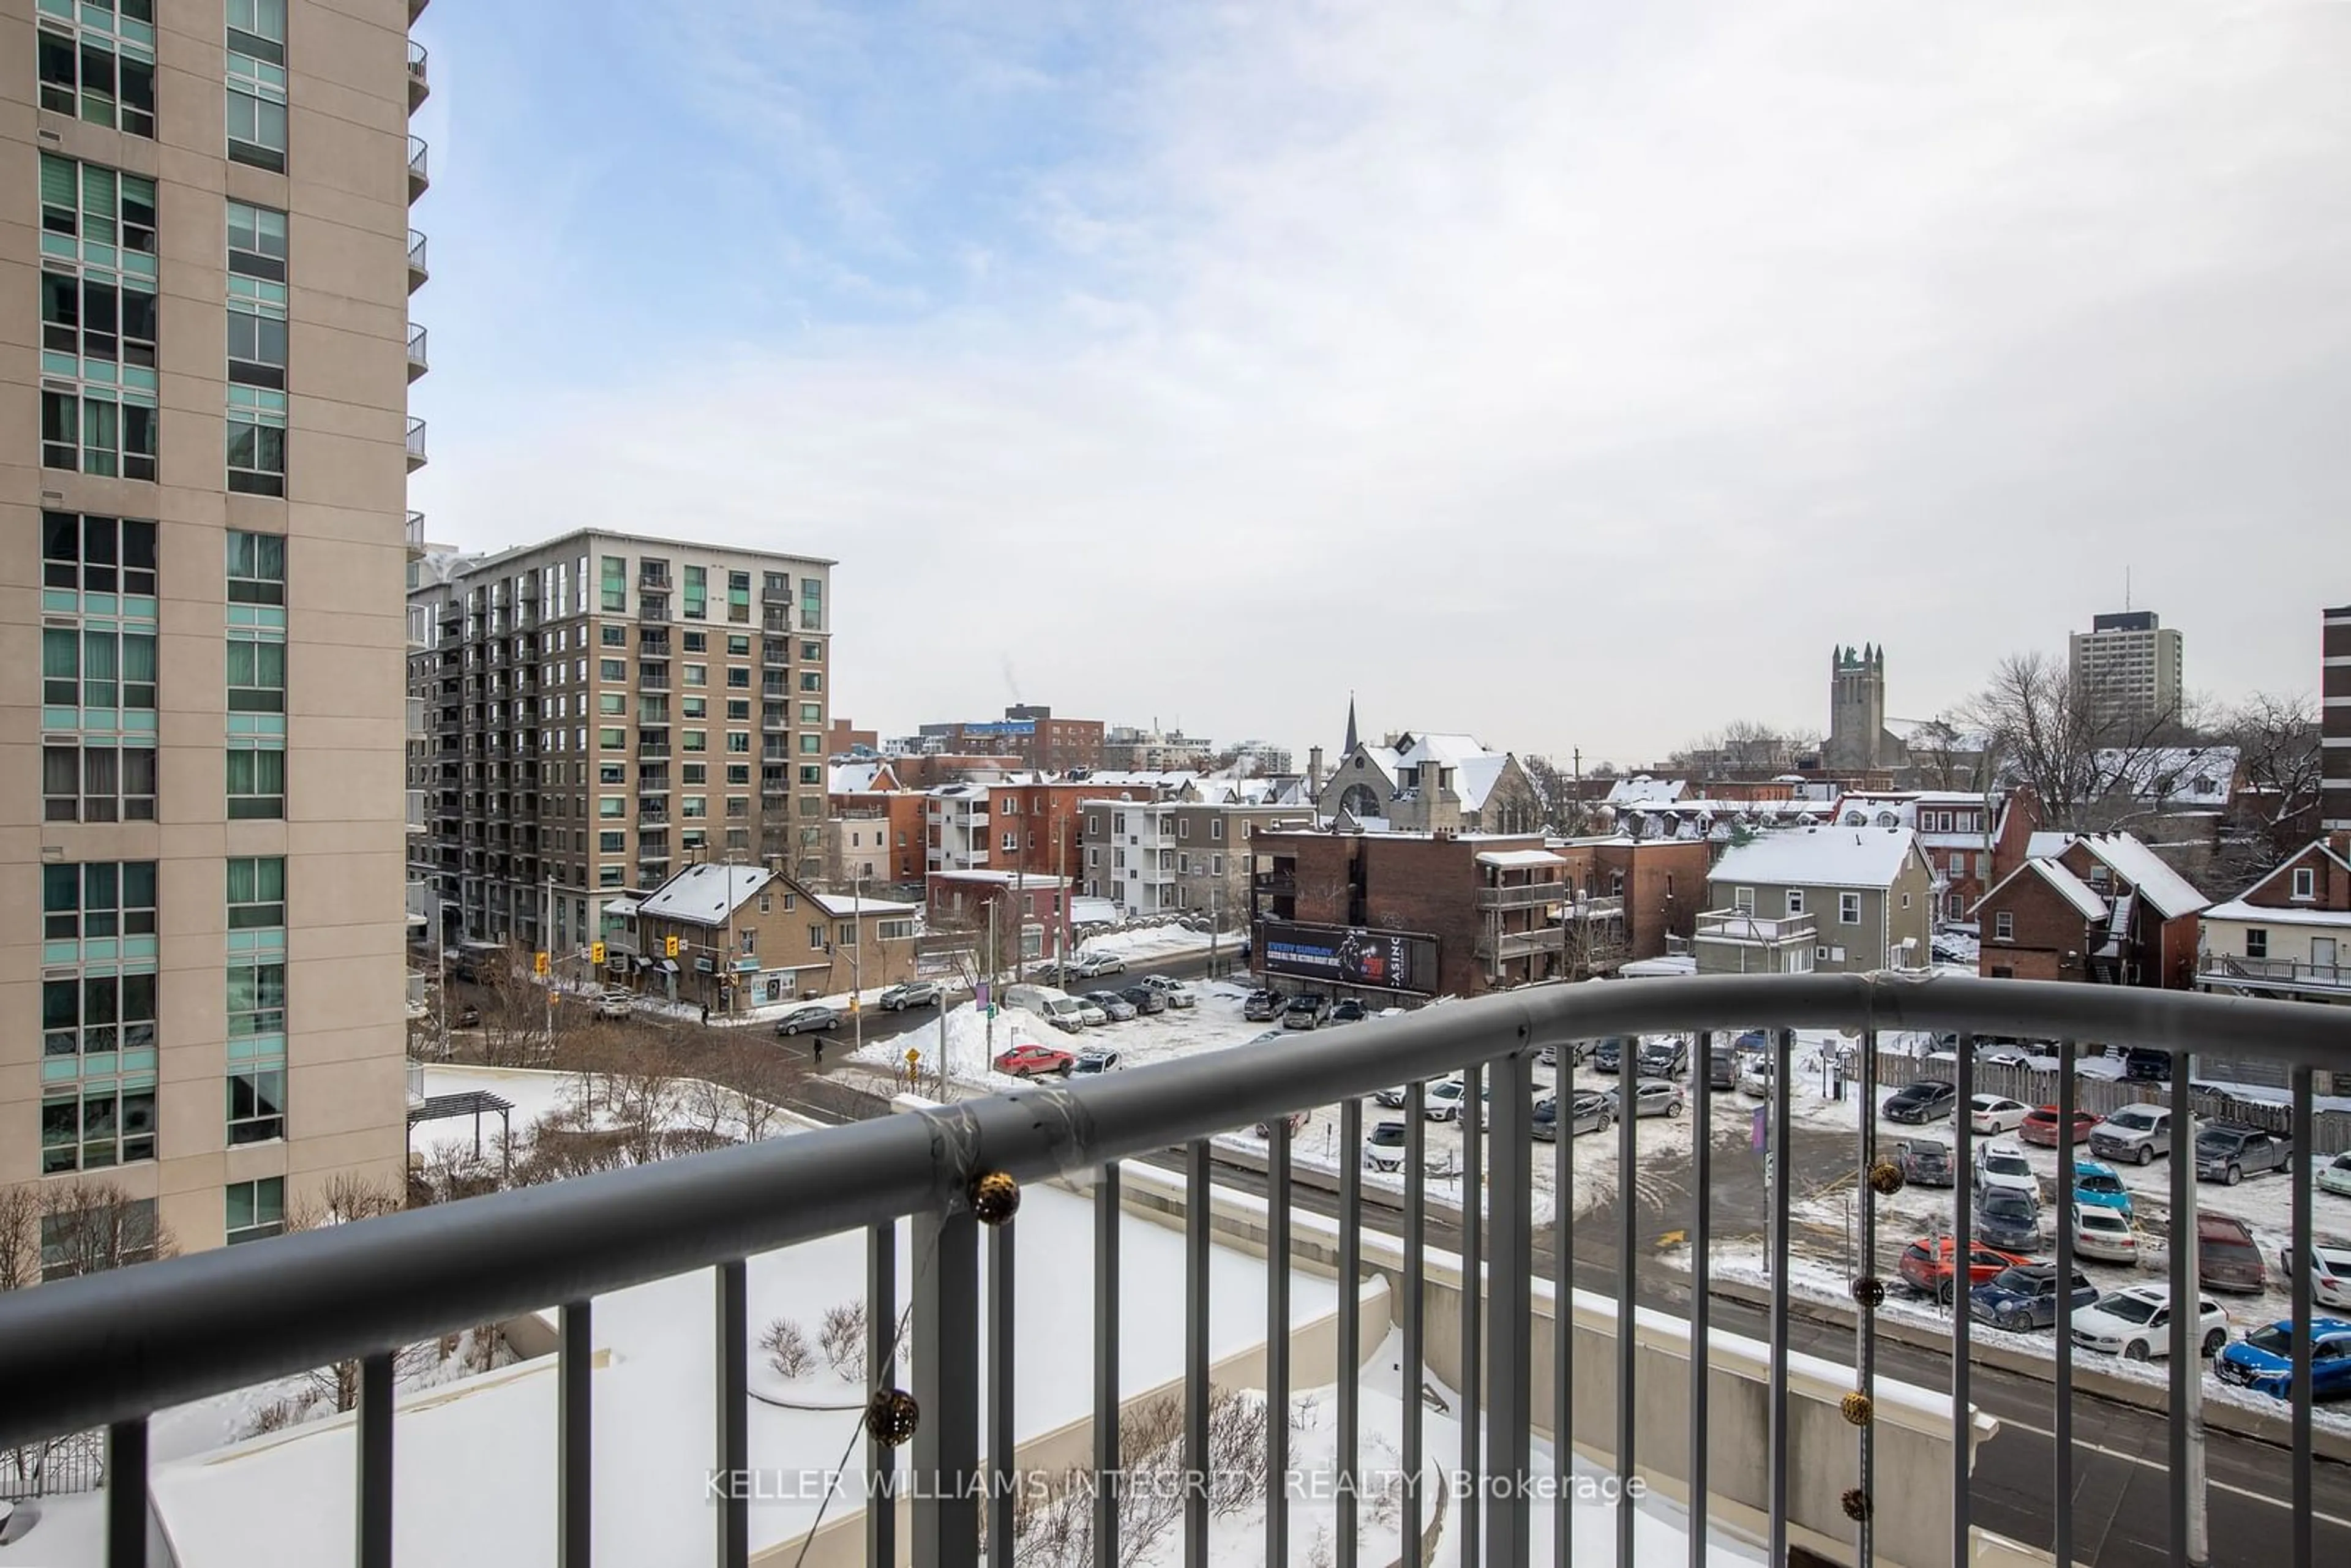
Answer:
[1329, 999, 1368, 1025]
[1706, 1043, 1736, 1091]
[1590, 1037, 1633, 1075]
[1883, 1079, 1959, 1125]
[1976, 1187, 2045, 1253]
[1243, 990, 1283, 1022]
[1281, 994, 1328, 1030]
[1893, 1138, 1956, 1188]
[2120, 1048, 2172, 1082]
[1637, 1038, 1689, 1078]
[1120, 985, 1168, 1015]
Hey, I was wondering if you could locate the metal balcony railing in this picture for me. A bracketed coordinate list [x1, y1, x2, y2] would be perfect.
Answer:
[405, 416, 428, 470]
[2200, 951, 2351, 992]
[407, 39, 429, 110]
[0, 976, 2343, 1568]
[407, 324, 429, 380]
[1477, 880, 1564, 910]
[407, 228, 429, 291]
[407, 135, 429, 201]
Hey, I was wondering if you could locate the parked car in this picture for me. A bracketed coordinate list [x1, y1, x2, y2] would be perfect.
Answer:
[1119, 985, 1167, 1015]
[1638, 1037, 1690, 1078]
[1037, 996, 1093, 1035]
[2199, 1214, 2270, 1293]
[591, 988, 634, 1020]
[1898, 1237, 2034, 1304]
[2072, 1161, 2134, 1220]
[1736, 1056, 1775, 1097]
[1143, 977, 1197, 1008]
[1329, 998, 1368, 1025]
[775, 1003, 839, 1036]
[1707, 1043, 1738, 1091]
[1074, 951, 1128, 978]
[1243, 990, 1283, 1021]
[2322, 1152, 2351, 1199]
[1893, 1138, 1956, 1187]
[877, 981, 942, 1011]
[2088, 1103, 2177, 1166]
[1970, 1095, 2033, 1136]
[1083, 990, 1137, 1023]
[2121, 1048, 2173, 1083]
[2276, 1244, 2351, 1311]
[2196, 1123, 2293, 1186]
[1374, 1085, 1412, 1109]
[1254, 1109, 1311, 1138]
[1975, 1145, 2040, 1202]
[1281, 994, 1329, 1031]
[1537, 1041, 1592, 1069]
[1590, 1037, 1637, 1075]
[1071, 1048, 1123, 1076]
[2216, 1318, 2351, 1400]
[2070, 1285, 2229, 1360]
[2072, 1206, 2140, 1264]
[1422, 1079, 1471, 1122]
[452, 1003, 481, 1029]
[2019, 1107, 2099, 1147]
[992, 1043, 1074, 1078]
[1605, 1079, 1687, 1120]
[1971, 1263, 2098, 1332]
[1976, 1042, 2036, 1070]
[1883, 1080, 1958, 1125]
[1532, 1091, 1614, 1142]
[1976, 1188, 2046, 1254]
[1364, 1120, 1411, 1172]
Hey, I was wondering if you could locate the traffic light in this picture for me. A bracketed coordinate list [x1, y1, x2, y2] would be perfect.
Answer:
[590, 941, 607, 966]
[533, 951, 549, 977]
[664, 935, 680, 959]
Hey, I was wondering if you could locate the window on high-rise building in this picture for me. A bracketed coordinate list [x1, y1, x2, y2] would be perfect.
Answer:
[227, 531, 287, 606]
[37, 0, 159, 137]
[227, 745, 286, 818]
[727, 572, 751, 623]
[225, 1, 288, 171]
[225, 1177, 286, 1244]
[39, 156, 160, 479]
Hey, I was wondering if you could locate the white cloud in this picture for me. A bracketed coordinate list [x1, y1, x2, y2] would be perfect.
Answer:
[416, 0, 2351, 763]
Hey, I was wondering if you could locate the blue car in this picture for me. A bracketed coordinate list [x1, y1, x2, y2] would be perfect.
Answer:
[1590, 1037, 1630, 1075]
[2072, 1161, 2134, 1221]
[2215, 1318, 2351, 1401]
[1970, 1263, 2098, 1332]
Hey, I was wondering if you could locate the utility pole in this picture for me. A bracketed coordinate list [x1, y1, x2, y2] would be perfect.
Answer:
[723, 850, 738, 1021]
[1056, 810, 1070, 967]
[1208, 878, 1220, 981]
[985, 898, 997, 1062]
[436, 890, 449, 1059]
[851, 873, 864, 1054]
[541, 872, 553, 1049]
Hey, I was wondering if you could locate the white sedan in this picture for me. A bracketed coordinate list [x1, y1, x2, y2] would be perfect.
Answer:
[2320, 1152, 2351, 1200]
[2071, 1206, 2140, 1264]
[2068, 1285, 2229, 1361]
[1970, 1094, 2032, 1135]
[2279, 1243, 2351, 1310]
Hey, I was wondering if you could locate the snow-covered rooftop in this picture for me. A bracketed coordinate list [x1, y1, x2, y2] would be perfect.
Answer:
[2027, 831, 2077, 861]
[1981, 858, 2109, 923]
[632, 863, 773, 928]
[1475, 849, 1565, 869]
[2093, 745, 2239, 805]
[826, 760, 898, 794]
[1705, 825, 1924, 891]
[2068, 833, 2210, 920]
[2202, 898, 2351, 929]
[1604, 775, 1686, 806]
[806, 892, 920, 918]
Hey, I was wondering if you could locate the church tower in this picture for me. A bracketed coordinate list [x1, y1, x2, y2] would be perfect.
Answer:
[1826, 644, 1886, 771]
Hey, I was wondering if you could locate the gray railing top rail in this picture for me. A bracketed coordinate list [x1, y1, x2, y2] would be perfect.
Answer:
[0, 971, 2343, 1450]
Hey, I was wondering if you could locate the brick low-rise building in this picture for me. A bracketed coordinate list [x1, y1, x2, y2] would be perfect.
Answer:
[1975, 831, 2210, 988]
[2197, 833, 2351, 1003]
[1971, 859, 2112, 982]
[612, 862, 919, 1013]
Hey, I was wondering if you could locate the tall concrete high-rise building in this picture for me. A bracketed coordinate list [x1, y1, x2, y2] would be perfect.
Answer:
[2069, 610, 2185, 732]
[2325, 602, 2351, 832]
[408, 534, 834, 957]
[6, 1, 430, 1258]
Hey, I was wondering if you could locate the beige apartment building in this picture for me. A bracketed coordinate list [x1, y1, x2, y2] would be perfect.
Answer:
[4, 0, 428, 1263]
[2070, 609, 2185, 732]
[408, 532, 836, 959]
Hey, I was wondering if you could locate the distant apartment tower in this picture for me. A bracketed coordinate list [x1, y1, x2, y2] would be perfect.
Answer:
[2327, 603, 2351, 831]
[409, 533, 833, 954]
[918, 706, 1104, 771]
[6, 1, 429, 1256]
[2070, 610, 2184, 732]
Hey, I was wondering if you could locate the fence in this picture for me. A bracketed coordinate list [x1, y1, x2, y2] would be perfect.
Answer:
[1, 1427, 103, 1501]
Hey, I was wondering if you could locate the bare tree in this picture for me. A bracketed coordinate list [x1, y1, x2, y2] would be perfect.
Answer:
[1521, 754, 1600, 836]
[1904, 715, 1986, 791]
[285, 1172, 406, 1231]
[2216, 691, 2324, 880]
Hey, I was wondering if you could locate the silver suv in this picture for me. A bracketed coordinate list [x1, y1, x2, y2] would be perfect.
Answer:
[2087, 1103, 2175, 1166]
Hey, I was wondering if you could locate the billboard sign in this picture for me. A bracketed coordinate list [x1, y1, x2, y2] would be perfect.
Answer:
[1259, 920, 1439, 994]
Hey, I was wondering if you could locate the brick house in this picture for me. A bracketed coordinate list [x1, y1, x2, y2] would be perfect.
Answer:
[614, 862, 919, 1012]
[1548, 836, 1709, 965]
[2196, 832, 2351, 1003]
[1700, 827, 1935, 975]
[924, 871, 1073, 958]
[1837, 788, 2040, 923]
[1971, 859, 2112, 981]
[1976, 832, 2210, 988]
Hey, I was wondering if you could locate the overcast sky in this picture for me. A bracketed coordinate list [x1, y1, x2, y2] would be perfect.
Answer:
[408, 0, 2351, 767]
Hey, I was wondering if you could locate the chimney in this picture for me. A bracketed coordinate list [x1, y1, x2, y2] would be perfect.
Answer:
[1307, 745, 1324, 792]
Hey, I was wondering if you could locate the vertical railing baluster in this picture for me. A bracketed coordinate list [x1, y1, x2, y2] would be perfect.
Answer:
[1460, 1062, 1483, 1566]
[987, 1212, 1017, 1568]
[1768, 1029, 1793, 1568]
[1952, 1036, 1974, 1568]
[1855, 1029, 1878, 1568]
[2292, 1067, 2315, 1568]
[1556, 1043, 1577, 1568]
[1095, 1165, 1121, 1568]
[1338, 1100, 1363, 1568]
[868, 1221, 898, 1567]
[1616, 1037, 1638, 1568]
[105, 1416, 147, 1568]
[2053, 1038, 2076, 1568]
[913, 1206, 980, 1566]
[1689, 1032, 1711, 1568]
[560, 1299, 593, 1568]
[1487, 1045, 1534, 1566]
[716, 1264, 748, 1568]
[2167, 1051, 2193, 1567]
[1268, 1115, 1294, 1567]
[1185, 1138, 1212, 1568]
[1404, 1079, 1427, 1568]
[358, 1349, 395, 1568]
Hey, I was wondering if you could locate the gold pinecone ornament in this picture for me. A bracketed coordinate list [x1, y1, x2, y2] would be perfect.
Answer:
[1840, 1391, 1874, 1427]
[865, 1387, 920, 1447]
[1867, 1160, 1905, 1196]
[969, 1170, 1021, 1226]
